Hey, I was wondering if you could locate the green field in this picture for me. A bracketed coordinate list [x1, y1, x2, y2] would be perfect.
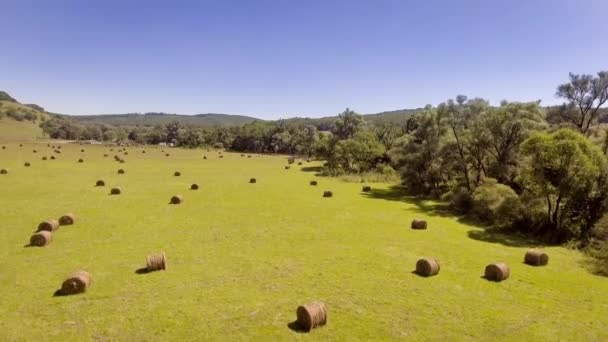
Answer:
[1, 142, 607, 341]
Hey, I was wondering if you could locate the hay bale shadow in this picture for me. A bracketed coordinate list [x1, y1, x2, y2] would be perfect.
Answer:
[411, 270, 434, 278]
[135, 267, 150, 275]
[287, 321, 308, 333]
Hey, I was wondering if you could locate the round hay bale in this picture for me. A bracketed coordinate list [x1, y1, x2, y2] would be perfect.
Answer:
[37, 219, 59, 232]
[247, 155, 252, 158]
[119, 159, 125, 163]
[296, 301, 327, 331]
[174, 171, 181, 177]
[33, 149, 37, 153]
[411, 219, 427, 230]
[287, 157, 295, 164]
[54, 150, 61, 154]
[124, 152, 128, 155]
[42, 156, 47, 160]
[78, 158, 84, 163]
[81, 149, 85, 152]
[50, 156, 56, 160]
[1, 145, 5, 149]
[19, 144, 23, 147]
[117, 169, 125, 174]
[362, 186, 372, 192]
[142, 150, 146, 154]
[110, 187, 122, 195]
[165, 153, 170, 157]
[1, 169, 7, 174]
[219, 155, 224, 159]
[103, 154, 109, 157]
[298, 162, 303, 165]
[285, 166, 291, 170]
[250, 178, 257, 184]
[190, 183, 199, 190]
[323, 191, 333, 198]
[524, 250, 549, 266]
[24, 162, 31, 167]
[485, 262, 510, 282]
[203, 156, 207, 159]
[61, 271, 92, 295]
[146, 252, 167, 272]
[59, 213, 75, 226]
[170, 195, 183, 204]
[310, 180, 317, 186]
[30, 231, 52, 247]
[415, 258, 440, 277]
[96, 180, 105, 186]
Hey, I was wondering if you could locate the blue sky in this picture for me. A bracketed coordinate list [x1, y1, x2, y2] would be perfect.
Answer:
[1, 0, 607, 119]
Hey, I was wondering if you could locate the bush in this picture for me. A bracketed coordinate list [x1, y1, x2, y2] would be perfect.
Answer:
[444, 188, 474, 214]
[472, 179, 522, 226]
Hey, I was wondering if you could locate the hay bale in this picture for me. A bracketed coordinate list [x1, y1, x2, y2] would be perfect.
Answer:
[1, 145, 4, 149]
[59, 213, 75, 226]
[485, 262, 510, 282]
[81, 149, 85, 152]
[119, 159, 125, 163]
[146, 252, 167, 272]
[170, 195, 183, 204]
[288, 157, 295, 164]
[415, 258, 440, 277]
[50, 156, 56, 160]
[411, 218, 427, 230]
[166, 153, 170, 157]
[362, 186, 372, 192]
[117, 169, 125, 174]
[42, 156, 47, 160]
[61, 271, 92, 295]
[203, 156, 207, 159]
[24, 162, 31, 167]
[285, 166, 291, 170]
[0, 169, 7, 174]
[30, 231, 52, 247]
[247, 155, 252, 158]
[110, 187, 122, 195]
[296, 301, 327, 331]
[323, 191, 333, 197]
[124, 152, 128, 155]
[174, 171, 181, 177]
[298, 162, 303, 165]
[104, 154, 109, 157]
[78, 158, 84, 163]
[33, 149, 37, 153]
[219, 155, 224, 158]
[250, 178, 257, 183]
[190, 183, 199, 190]
[310, 180, 317, 186]
[37, 219, 59, 232]
[96, 180, 105, 186]
[524, 250, 549, 266]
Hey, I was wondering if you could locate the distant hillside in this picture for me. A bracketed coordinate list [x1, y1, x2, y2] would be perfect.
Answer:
[70, 112, 260, 127]
[0, 99, 50, 141]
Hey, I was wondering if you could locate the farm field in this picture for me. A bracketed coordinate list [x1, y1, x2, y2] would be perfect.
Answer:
[1, 142, 608, 341]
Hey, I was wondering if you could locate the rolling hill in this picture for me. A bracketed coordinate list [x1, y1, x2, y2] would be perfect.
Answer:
[0, 99, 50, 142]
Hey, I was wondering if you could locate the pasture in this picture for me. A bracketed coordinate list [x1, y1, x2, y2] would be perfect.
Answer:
[0, 142, 607, 341]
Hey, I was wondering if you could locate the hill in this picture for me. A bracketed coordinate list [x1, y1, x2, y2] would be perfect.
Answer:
[0, 99, 50, 141]
[69, 112, 260, 127]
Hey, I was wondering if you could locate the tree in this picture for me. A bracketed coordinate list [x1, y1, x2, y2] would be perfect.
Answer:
[332, 108, 364, 140]
[519, 128, 608, 243]
[555, 71, 608, 134]
[166, 121, 180, 143]
[333, 130, 385, 173]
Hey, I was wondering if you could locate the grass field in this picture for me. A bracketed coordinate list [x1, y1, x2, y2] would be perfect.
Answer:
[1, 142, 608, 341]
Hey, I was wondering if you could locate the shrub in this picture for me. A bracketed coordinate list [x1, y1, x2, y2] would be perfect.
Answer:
[472, 179, 522, 226]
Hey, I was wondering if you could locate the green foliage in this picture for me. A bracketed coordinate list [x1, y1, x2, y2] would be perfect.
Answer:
[555, 71, 608, 134]
[472, 178, 522, 226]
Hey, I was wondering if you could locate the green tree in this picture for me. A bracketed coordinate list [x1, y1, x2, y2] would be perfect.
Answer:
[555, 71, 608, 134]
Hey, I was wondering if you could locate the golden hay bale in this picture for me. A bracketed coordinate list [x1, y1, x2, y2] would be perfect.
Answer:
[411, 218, 427, 230]
[219, 155, 224, 158]
[50, 156, 56, 160]
[24, 162, 31, 167]
[78, 158, 84, 163]
[323, 191, 333, 197]
[142, 150, 146, 154]
[170, 195, 183, 204]
[37, 219, 59, 232]
[1, 145, 5, 149]
[362, 186, 372, 192]
[250, 178, 257, 183]
[61, 271, 92, 295]
[203, 156, 207, 159]
[117, 169, 125, 174]
[0, 169, 7, 174]
[415, 258, 440, 277]
[42, 156, 47, 160]
[524, 250, 549, 266]
[174, 171, 181, 177]
[310, 180, 317, 186]
[110, 187, 122, 195]
[59, 213, 75, 226]
[96, 180, 105, 186]
[33, 149, 37, 153]
[103, 154, 108, 157]
[146, 252, 167, 272]
[190, 183, 199, 190]
[485, 262, 510, 282]
[298, 162, 303, 165]
[30, 231, 52, 247]
[247, 155, 252, 158]
[296, 301, 327, 331]
[81, 149, 85, 152]
[287, 157, 295, 164]
[285, 166, 291, 170]
[119, 159, 125, 163]
[166, 153, 170, 157]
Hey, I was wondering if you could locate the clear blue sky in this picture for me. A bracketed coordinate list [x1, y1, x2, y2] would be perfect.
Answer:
[1, 0, 607, 119]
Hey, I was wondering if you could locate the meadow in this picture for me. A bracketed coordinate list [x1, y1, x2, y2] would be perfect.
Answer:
[1, 142, 608, 341]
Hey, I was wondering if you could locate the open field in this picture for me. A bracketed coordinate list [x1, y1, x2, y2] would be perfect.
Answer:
[1, 142, 608, 341]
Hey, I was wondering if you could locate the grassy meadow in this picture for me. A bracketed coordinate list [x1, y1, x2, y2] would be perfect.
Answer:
[1, 142, 608, 341]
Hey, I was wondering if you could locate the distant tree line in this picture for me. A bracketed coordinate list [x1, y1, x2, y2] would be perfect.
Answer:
[39, 70, 608, 248]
